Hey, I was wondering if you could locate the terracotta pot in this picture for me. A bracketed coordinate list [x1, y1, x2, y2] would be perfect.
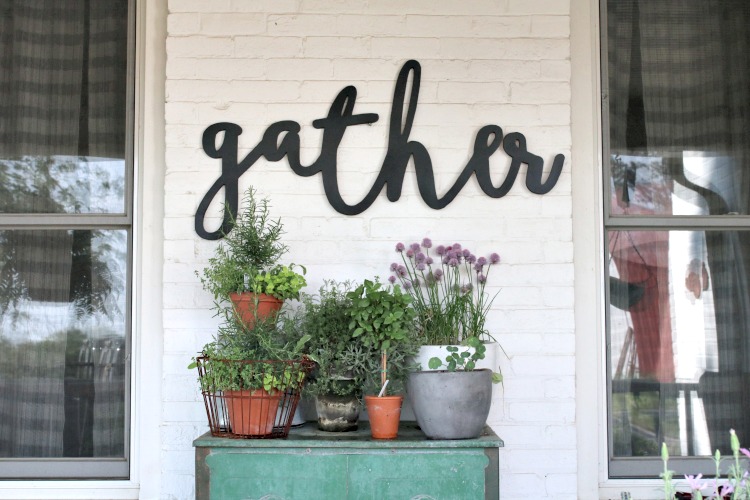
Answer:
[229, 292, 283, 328]
[364, 395, 403, 439]
[224, 389, 281, 436]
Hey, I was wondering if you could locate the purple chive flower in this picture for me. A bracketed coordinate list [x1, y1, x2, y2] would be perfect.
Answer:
[463, 248, 471, 258]
[453, 243, 462, 251]
[436, 245, 446, 256]
[404, 280, 413, 290]
[434, 269, 444, 279]
[490, 253, 500, 264]
[397, 265, 407, 277]
[396, 242, 405, 252]
[416, 262, 426, 271]
[416, 252, 426, 263]
[448, 257, 459, 267]
[442, 255, 450, 265]
[422, 237, 432, 248]
[388, 275, 396, 284]
[477, 256, 487, 266]
[685, 474, 706, 492]
[474, 262, 484, 272]
[425, 256, 434, 265]
[460, 284, 472, 293]
[410, 242, 421, 252]
[406, 249, 415, 258]
[390, 262, 398, 272]
[467, 254, 477, 264]
[477, 273, 487, 284]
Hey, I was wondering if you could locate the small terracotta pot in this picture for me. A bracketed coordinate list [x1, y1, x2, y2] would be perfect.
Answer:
[229, 292, 283, 328]
[365, 395, 403, 439]
[224, 389, 281, 436]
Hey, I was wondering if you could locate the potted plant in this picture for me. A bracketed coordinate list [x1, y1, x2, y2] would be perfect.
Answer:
[389, 238, 503, 439]
[193, 315, 312, 438]
[197, 187, 306, 328]
[295, 281, 366, 432]
[346, 279, 419, 440]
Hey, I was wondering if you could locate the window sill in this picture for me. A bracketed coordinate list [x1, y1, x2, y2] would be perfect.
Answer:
[0, 481, 139, 500]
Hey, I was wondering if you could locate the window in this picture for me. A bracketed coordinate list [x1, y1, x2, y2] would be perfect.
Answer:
[602, 0, 750, 477]
[0, 0, 134, 479]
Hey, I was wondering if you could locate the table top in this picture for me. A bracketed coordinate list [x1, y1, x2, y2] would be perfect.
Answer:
[193, 421, 504, 449]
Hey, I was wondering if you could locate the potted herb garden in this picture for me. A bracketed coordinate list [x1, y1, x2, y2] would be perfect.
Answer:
[346, 279, 419, 440]
[389, 238, 503, 439]
[192, 188, 312, 438]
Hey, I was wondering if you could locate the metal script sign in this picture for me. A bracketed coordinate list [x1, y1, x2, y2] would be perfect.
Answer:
[195, 59, 565, 240]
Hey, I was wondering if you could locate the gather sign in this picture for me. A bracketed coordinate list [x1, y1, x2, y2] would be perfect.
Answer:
[195, 60, 565, 240]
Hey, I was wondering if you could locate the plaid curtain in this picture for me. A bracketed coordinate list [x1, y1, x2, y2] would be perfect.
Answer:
[0, 0, 127, 158]
[0, 0, 128, 460]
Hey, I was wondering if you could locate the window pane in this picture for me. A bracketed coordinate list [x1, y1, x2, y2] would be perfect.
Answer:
[0, 230, 128, 462]
[0, 1, 129, 214]
[608, 230, 750, 469]
[0, 155, 125, 214]
[606, 0, 750, 216]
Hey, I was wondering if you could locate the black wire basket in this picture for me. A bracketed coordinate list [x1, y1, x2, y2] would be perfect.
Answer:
[196, 356, 314, 438]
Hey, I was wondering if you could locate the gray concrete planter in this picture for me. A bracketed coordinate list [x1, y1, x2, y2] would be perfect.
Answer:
[407, 369, 493, 439]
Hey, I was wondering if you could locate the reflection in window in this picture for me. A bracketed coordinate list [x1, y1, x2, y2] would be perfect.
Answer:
[604, 0, 750, 476]
[0, 230, 127, 459]
[0, 156, 125, 214]
[609, 229, 750, 460]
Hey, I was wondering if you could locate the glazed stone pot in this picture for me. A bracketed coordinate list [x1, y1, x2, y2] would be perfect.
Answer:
[407, 369, 492, 439]
[315, 394, 360, 432]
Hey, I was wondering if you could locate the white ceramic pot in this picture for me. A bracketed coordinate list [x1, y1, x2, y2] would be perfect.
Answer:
[413, 342, 499, 372]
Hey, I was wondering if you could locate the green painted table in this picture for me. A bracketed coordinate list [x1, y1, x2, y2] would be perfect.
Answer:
[193, 422, 503, 500]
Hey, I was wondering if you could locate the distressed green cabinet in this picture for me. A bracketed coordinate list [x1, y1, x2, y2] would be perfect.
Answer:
[194, 422, 503, 500]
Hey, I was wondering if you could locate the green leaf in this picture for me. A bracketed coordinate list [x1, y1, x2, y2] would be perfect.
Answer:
[492, 372, 503, 384]
[447, 346, 459, 353]
[352, 327, 364, 337]
[428, 357, 442, 369]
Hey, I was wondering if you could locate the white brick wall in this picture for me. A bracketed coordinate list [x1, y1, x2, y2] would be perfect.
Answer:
[163, 1, 574, 499]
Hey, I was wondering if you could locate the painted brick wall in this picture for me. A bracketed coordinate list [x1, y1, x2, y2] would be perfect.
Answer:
[163, 1, 573, 498]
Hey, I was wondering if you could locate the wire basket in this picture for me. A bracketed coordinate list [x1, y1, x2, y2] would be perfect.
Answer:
[196, 356, 314, 438]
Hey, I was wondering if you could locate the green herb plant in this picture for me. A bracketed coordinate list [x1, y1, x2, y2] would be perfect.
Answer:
[197, 187, 291, 303]
[295, 281, 365, 398]
[192, 315, 310, 393]
[427, 336, 503, 384]
[346, 279, 419, 396]
[251, 264, 307, 301]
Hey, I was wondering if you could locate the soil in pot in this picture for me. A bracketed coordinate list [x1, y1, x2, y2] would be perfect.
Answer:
[364, 395, 403, 439]
[407, 369, 492, 439]
[229, 292, 283, 328]
[224, 388, 282, 436]
[315, 394, 360, 432]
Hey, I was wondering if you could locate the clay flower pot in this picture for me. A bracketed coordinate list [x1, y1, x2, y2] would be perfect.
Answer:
[229, 292, 283, 328]
[224, 389, 282, 436]
[364, 395, 403, 439]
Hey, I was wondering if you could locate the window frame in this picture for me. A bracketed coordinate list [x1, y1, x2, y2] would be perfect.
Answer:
[599, 0, 750, 480]
[0, 0, 136, 481]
